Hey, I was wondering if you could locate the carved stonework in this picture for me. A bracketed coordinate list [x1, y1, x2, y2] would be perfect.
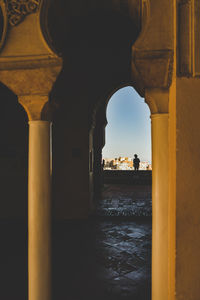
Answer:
[4, 0, 40, 26]
[0, 1, 7, 51]
[132, 49, 174, 89]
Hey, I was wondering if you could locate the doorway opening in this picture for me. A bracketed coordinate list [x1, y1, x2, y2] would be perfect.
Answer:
[94, 86, 152, 217]
[90, 85, 152, 299]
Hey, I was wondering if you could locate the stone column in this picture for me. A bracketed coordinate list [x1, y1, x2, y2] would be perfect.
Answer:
[28, 120, 52, 300]
[0, 0, 62, 294]
[19, 96, 52, 300]
[145, 89, 169, 300]
[151, 113, 169, 300]
[131, 1, 174, 294]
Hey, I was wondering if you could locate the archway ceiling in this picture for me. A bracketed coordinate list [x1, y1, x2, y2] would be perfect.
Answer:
[48, 0, 142, 108]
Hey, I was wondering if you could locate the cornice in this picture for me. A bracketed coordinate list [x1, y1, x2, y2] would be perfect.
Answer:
[0, 54, 62, 70]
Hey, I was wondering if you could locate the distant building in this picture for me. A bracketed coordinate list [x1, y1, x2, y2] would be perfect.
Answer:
[103, 157, 151, 170]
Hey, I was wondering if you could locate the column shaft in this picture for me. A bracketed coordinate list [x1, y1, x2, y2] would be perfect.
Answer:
[28, 121, 52, 300]
[151, 113, 169, 300]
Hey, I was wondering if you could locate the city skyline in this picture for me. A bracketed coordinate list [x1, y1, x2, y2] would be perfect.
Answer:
[102, 86, 152, 162]
[103, 157, 152, 171]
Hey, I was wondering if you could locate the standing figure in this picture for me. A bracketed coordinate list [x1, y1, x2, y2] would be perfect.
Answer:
[102, 159, 105, 170]
[133, 154, 140, 171]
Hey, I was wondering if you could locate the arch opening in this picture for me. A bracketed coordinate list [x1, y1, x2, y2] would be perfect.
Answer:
[103, 86, 151, 171]
[93, 85, 152, 205]
[41, 2, 153, 300]
[91, 85, 152, 300]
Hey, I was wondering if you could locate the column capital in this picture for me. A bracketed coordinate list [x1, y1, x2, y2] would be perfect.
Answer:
[18, 95, 56, 121]
[132, 49, 174, 90]
[151, 113, 169, 120]
[145, 88, 169, 114]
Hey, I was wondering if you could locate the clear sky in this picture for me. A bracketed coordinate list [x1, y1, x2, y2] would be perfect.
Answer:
[102, 86, 151, 162]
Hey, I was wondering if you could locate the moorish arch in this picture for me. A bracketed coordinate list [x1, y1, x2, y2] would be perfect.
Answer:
[92, 76, 170, 300]
[0, 1, 171, 300]
[0, 2, 62, 300]
[1, 1, 200, 300]
[92, 82, 142, 201]
[49, 1, 145, 219]
[0, 1, 170, 300]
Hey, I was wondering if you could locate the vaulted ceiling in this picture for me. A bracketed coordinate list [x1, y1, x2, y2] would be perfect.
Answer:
[48, 0, 142, 112]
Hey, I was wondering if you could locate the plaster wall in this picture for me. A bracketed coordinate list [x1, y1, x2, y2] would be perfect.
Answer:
[53, 115, 91, 220]
[0, 172, 27, 219]
[134, 0, 174, 51]
[53, 125, 90, 220]
[0, 87, 28, 220]
[176, 78, 200, 300]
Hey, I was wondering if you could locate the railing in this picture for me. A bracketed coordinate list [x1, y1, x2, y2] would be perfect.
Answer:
[103, 170, 152, 184]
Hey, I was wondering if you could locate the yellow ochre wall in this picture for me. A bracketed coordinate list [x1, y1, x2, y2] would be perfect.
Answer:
[175, 78, 200, 300]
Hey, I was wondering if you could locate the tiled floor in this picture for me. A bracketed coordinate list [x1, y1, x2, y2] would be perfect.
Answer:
[0, 183, 152, 300]
[52, 219, 151, 300]
[96, 184, 152, 217]
[53, 183, 152, 300]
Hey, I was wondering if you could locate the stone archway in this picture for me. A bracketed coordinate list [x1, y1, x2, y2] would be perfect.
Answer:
[92, 83, 149, 200]
[0, 1, 181, 300]
[91, 82, 169, 300]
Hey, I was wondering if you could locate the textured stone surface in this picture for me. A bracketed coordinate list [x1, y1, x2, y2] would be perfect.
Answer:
[96, 184, 152, 217]
[0, 220, 151, 300]
[0, 184, 152, 300]
[52, 219, 151, 300]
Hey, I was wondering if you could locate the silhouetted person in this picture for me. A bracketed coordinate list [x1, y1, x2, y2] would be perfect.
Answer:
[133, 154, 140, 171]
[102, 159, 105, 170]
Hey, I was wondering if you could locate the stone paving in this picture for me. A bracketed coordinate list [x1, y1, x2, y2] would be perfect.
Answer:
[94, 220, 151, 300]
[0, 184, 152, 300]
[53, 183, 152, 300]
[53, 219, 151, 300]
[96, 184, 152, 217]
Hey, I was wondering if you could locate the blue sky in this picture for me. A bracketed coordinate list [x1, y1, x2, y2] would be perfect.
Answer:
[102, 86, 151, 162]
